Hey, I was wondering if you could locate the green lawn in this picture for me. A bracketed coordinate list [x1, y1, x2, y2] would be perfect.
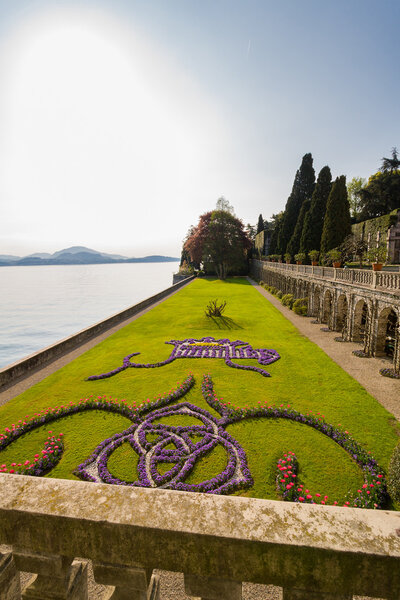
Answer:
[0, 277, 398, 506]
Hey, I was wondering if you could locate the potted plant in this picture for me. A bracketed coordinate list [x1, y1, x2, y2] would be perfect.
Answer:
[284, 252, 292, 264]
[308, 250, 319, 266]
[327, 248, 342, 268]
[366, 244, 387, 271]
[294, 252, 306, 265]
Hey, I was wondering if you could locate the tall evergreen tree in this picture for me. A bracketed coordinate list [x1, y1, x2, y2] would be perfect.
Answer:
[300, 166, 332, 254]
[320, 176, 352, 255]
[257, 214, 264, 234]
[287, 199, 311, 256]
[268, 212, 284, 255]
[278, 153, 315, 254]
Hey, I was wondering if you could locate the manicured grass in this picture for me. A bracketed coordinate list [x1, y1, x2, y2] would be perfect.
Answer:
[0, 277, 398, 506]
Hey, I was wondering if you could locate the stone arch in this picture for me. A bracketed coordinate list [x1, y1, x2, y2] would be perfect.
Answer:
[352, 299, 369, 343]
[376, 307, 399, 358]
[322, 289, 333, 324]
[336, 294, 348, 332]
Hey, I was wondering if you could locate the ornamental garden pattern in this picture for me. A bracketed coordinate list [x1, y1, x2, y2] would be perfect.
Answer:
[0, 338, 388, 509]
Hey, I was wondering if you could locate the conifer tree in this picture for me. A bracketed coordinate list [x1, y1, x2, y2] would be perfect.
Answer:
[320, 176, 352, 255]
[287, 198, 311, 256]
[278, 153, 315, 254]
[300, 166, 332, 254]
[257, 214, 264, 234]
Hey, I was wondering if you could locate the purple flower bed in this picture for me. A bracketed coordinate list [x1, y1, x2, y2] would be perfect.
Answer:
[0, 371, 388, 508]
[86, 337, 281, 380]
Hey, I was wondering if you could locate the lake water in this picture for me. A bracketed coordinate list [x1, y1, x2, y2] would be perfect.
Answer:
[0, 262, 179, 369]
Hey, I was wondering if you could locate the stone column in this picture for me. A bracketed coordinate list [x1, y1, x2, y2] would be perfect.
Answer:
[0, 552, 21, 600]
[393, 317, 400, 374]
[92, 562, 159, 600]
[184, 573, 242, 600]
[283, 588, 351, 600]
[12, 551, 87, 600]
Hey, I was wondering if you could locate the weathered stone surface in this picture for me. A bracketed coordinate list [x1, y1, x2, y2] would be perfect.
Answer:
[0, 552, 21, 600]
[184, 573, 242, 599]
[1, 474, 400, 598]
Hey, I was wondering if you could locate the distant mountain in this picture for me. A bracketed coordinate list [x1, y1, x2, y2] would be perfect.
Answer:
[52, 246, 128, 260]
[0, 254, 20, 261]
[0, 246, 179, 267]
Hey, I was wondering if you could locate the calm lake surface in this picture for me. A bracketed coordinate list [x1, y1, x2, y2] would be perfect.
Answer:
[0, 262, 179, 369]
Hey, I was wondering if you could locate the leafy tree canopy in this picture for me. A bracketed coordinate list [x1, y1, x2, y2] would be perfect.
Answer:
[183, 202, 251, 279]
[347, 176, 366, 221]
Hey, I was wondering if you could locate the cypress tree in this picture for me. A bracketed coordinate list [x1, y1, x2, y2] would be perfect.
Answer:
[257, 214, 264, 234]
[287, 198, 311, 256]
[278, 153, 315, 254]
[320, 176, 352, 255]
[268, 212, 284, 255]
[300, 166, 332, 254]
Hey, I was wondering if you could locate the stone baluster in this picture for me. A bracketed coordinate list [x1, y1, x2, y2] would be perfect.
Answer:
[282, 588, 351, 600]
[184, 573, 242, 600]
[12, 550, 87, 600]
[0, 552, 21, 599]
[92, 562, 160, 600]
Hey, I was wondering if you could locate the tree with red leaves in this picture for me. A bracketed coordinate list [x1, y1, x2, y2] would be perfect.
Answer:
[184, 200, 251, 279]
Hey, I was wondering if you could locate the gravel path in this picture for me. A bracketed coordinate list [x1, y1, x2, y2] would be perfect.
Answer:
[1, 278, 398, 598]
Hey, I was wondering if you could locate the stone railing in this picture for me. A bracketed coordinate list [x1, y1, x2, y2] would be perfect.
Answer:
[1, 473, 400, 600]
[258, 261, 400, 291]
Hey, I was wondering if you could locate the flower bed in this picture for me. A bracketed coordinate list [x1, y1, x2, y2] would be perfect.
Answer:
[0, 372, 388, 508]
[86, 337, 281, 380]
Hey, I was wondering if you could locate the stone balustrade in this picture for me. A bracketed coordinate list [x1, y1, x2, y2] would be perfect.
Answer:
[1, 473, 400, 599]
[260, 260, 400, 291]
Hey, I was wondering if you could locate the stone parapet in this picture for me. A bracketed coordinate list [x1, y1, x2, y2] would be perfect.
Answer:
[1, 473, 400, 599]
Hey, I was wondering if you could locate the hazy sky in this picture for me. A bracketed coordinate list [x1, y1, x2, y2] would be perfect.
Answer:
[0, 0, 399, 258]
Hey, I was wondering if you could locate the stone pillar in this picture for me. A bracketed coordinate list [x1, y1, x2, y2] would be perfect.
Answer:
[0, 552, 21, 600]
[184, 573, 242, 600]
[92, 562, 159, 600]
[393, 317, 400, 374]
[12, 551, 87, 600]
[283, 588, 351, 600]
[366, 300, 378, 356]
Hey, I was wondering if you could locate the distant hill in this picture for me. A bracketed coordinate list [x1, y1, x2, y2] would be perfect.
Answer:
[0, 246, 179, 267]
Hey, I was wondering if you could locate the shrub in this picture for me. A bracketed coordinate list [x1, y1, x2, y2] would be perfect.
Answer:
[270, 286, 278, 295]
[293, 297, 308, 316]
[388, 442, 400, 502]
[276, 290, 283, 299]
[281, 293, 294, 309]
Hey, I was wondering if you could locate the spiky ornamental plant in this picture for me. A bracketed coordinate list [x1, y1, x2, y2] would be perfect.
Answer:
[320, 175, 352, 256]
[278, 154, 315, 255]
[300, 166, 332, 255]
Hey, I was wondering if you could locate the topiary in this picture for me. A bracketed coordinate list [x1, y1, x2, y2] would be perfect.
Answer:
[388, 442, 400, 502]
[270, 286, 278, 295]
[276, 290, 283, 299]
[293, 297, 308, 316]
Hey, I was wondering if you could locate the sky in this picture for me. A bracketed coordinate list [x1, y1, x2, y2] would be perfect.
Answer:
[0, 0, 399, 258]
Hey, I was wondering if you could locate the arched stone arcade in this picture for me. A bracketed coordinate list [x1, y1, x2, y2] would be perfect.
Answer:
[252, 260, 400, 373]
